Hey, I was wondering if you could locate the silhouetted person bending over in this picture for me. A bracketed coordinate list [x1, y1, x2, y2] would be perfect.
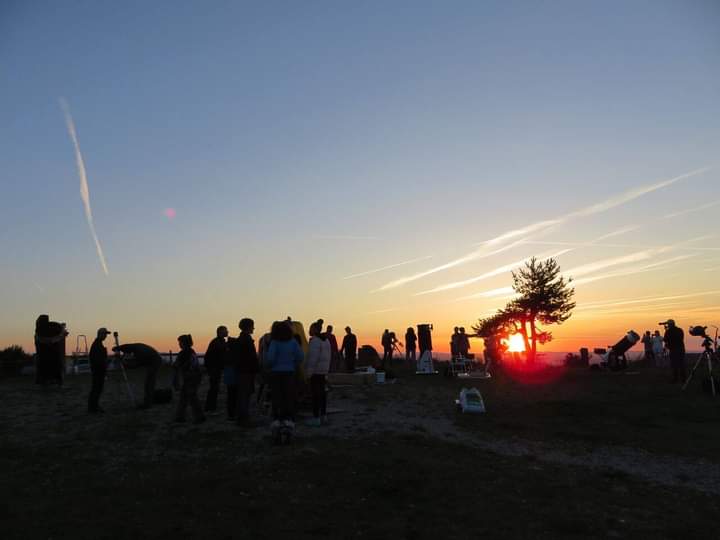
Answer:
[340, 326, 357, 373]
[204, 326, 228, 413]
[663, 320, 686, 383]
[88, 328, 111, 414]
[112, 342, 162, 409]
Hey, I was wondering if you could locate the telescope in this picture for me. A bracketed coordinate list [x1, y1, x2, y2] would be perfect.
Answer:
[606, 330, 640, 370]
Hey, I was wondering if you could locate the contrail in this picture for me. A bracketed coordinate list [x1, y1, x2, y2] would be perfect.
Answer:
[564, 250, 660, 278]
[415, 249, 572, 296]
[522, 240, 720, 252]
[315, 234, 380, 241]
[374, 168, 708, 291]
[572, 254, 696, 286]
[343, 256, 433, 280]
[593, 224, 641, 242]
[664, 199, 720, 219]
[60, 98, 109, 276]
[373, 239, 527, 291]
[576, 290, 720, 310]
[454, 286, 516, 302]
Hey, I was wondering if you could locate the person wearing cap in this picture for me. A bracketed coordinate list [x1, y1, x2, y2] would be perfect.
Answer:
[340, 326, 357, 373]
[88, 328, 111, 414]
[663, 320, 686, 383]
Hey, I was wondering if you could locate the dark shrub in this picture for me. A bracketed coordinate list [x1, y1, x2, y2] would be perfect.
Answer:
[0, 345, 33, 377]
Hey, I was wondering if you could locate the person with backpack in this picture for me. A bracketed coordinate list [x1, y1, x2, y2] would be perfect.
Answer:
[173, 334, 205, 424]
[306, 322, 331, 426]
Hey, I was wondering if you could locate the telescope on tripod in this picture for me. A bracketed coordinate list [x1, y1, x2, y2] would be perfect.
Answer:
[682, 325, 718, 396]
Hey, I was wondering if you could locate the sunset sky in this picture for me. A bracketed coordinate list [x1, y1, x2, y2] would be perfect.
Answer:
[1, 1, 718, 355]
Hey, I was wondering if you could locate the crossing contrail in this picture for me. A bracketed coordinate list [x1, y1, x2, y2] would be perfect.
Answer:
[60, 98, 109, 276]
[374, 168, 708, 292]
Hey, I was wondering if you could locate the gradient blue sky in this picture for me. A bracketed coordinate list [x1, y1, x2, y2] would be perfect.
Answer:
[1, 1, 719, 353]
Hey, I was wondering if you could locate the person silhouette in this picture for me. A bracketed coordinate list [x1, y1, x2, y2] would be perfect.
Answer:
[405, 327, 417, 365]
[381, 329, 392, 368]
[204, 326, 228, 413]
[88, 327, 111, 414]
[112, 342, 162, 409]
[173, 334, 205, 424]
[340, 326, 357, 373]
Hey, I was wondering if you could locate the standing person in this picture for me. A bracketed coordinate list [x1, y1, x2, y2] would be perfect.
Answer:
[229, 318, 259, 427]
[381, 329, 392, 368]
[204, 326, 228, 413]
[459, 327, 470, 358]
[306, 322, 331, 426]
[641, 331, 654, 365]
[173, 334, 205, 424]
[34, 315, 68, 385]
[405, 327, 417, 366]
[450, 327, 460, 358]
[652, 330, 664, 367]
[340, 326, 357, 373]
[88, 328, 111, 414]
[112, 342, 162, 409]
[663, 320, 686, 383]
[264, 321, 304, 430]
[325, 325, 340, 372]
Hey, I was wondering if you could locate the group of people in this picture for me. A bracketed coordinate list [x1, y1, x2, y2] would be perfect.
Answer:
[85, 318, 360, 431]
[450, 327, 472, 359]
[640, 330, 665, 365]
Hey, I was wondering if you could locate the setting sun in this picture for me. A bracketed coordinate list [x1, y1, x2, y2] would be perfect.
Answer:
[505, 334, 526, 353]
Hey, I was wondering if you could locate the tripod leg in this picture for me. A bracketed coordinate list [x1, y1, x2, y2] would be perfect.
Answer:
[708, 353, 716, 397]
[118, 360, 136, 405]
[681, 354, 704, 391]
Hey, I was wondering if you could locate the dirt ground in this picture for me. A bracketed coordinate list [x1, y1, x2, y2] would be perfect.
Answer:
[2, 363, 720, 539]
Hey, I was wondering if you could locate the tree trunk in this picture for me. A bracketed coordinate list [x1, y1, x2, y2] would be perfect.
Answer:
[529, 318, 538, 365]
[520, 319, 532, 364]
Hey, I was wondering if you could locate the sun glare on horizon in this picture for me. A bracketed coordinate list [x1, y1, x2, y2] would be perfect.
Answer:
[505, 334, 526, 353]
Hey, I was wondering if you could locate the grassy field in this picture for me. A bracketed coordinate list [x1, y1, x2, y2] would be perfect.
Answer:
[2, 362, 719, 539]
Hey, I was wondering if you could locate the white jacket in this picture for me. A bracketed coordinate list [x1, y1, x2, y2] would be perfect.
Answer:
[306, 336, 331, 377]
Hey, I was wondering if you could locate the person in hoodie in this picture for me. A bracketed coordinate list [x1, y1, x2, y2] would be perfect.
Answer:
[264, 320, 304, 425]
[173, 334, 205, 424]
[306, 322, 331, 426]
[229, 318, 259, 426]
